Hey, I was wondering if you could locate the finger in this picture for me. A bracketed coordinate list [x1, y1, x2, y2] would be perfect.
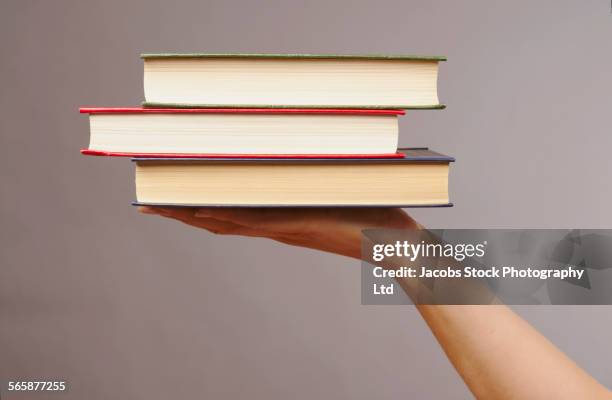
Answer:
[174, 216, 248, 235]
[194, 207, 319, 234]
[194, 207, 290, 223]
[142, 206, 195, 219]
[143, 207, 270, 236]
[139, 206, 238, 233]
[138, 206, 159, 215]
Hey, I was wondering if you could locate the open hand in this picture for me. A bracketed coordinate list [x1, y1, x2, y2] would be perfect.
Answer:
[139, 206, 417, 259]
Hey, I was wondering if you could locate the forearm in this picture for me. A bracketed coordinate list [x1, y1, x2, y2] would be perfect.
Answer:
[417, 305, 611, 399]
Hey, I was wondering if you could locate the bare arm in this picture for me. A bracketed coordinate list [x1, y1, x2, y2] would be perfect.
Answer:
[418, 305, 610, 399]
[140, 206, 612, 400]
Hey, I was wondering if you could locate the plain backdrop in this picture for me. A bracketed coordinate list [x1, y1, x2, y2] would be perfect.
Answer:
[1, 1, 611, 398]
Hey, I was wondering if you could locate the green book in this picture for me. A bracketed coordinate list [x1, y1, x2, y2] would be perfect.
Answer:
[141, 53, 446, 110]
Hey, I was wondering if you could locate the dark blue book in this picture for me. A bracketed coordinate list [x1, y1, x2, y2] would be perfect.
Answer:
[132, 148, 454, 208]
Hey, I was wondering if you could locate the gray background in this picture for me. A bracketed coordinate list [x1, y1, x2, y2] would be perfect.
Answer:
[1, 0, 611, 398]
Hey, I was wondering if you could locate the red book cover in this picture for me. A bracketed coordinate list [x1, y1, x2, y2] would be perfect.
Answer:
[80, 107, 405, 159]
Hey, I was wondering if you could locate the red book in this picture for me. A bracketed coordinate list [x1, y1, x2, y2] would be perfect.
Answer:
[80, 107, 405, 159]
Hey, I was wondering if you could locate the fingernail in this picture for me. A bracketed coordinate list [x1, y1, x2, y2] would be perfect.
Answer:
[138, 206, 156, 214]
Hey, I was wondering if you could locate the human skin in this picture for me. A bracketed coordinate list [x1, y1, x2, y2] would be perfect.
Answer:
[140, 206, 612, 400]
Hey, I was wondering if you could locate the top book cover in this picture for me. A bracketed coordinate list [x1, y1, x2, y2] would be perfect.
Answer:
[141, 53, 446, 109]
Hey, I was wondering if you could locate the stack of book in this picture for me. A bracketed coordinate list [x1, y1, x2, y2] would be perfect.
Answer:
[81, 53, 453, 207]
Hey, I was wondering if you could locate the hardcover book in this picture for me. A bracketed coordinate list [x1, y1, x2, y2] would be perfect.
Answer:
[132, 148, 454, 207]
[141, 53, 446, 109]
[80, 107, 404, 156]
